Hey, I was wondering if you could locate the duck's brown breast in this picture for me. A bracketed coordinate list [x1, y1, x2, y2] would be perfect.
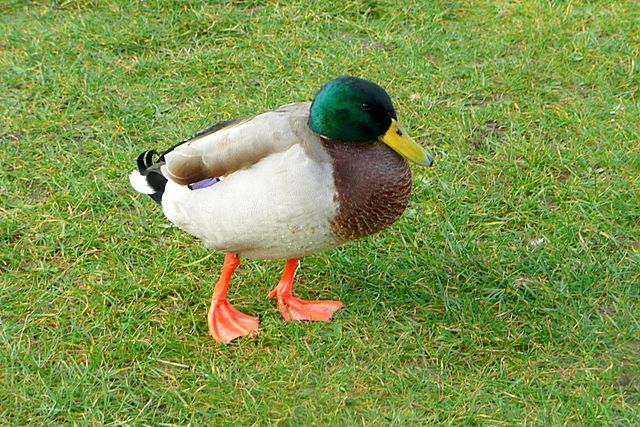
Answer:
[321, 138, 412, 241]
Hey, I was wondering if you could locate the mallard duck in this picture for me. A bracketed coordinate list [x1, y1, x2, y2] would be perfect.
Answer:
[129, 76, 433, 343]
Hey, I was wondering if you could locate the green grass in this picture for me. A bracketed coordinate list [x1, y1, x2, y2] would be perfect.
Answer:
[1, 0, 639, 424]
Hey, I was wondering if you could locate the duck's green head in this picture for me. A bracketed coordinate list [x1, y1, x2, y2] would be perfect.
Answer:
[308, 76, 433, 166]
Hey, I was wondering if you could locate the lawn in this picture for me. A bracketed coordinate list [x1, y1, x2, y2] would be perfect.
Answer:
[1, 0, 639, 425]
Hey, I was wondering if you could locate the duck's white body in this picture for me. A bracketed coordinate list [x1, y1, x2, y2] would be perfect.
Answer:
[162, 141, 343, 259]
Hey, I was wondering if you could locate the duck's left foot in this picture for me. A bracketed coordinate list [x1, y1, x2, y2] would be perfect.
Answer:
[268, 291, 344, 321]
[207, 298, 259, 343]
[268, 258, 344, 321]
[207, 252, 259, 344]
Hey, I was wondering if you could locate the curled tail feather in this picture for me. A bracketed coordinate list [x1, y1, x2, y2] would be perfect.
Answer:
[129, 150, 167, 204]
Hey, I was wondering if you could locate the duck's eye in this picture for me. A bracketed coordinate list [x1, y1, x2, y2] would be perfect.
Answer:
[360, 103, 371, 111]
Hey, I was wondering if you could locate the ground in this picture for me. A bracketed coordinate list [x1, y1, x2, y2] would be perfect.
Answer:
[1, 0, 639, 425]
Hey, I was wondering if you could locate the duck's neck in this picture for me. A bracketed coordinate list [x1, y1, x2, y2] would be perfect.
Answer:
[320, 138, 412, 240]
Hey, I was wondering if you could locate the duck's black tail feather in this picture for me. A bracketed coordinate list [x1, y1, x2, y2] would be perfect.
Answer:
[130, 150, 167, 204]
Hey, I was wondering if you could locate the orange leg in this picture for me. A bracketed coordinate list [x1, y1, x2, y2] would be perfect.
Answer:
[268, 258, 344, 321]
[207, 253, 259, 343]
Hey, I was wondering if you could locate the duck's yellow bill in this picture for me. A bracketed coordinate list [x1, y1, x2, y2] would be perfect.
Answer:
[378, 119, 433, 166]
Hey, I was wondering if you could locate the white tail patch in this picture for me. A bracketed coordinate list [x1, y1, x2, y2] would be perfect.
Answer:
[129, 170, 155, 194]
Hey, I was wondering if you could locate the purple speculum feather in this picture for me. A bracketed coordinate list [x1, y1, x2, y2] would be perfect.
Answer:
[189, 177, 219, 190]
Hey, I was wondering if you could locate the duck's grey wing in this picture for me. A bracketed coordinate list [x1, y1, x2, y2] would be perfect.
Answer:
[162, 103, 312, 185]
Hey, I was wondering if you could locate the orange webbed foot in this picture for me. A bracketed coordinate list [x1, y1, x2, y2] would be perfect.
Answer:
[268, 258, 344, 322]
[207, 252, 259, 344]
[268, 291, 344, 321]
[207, 298, 259, 344]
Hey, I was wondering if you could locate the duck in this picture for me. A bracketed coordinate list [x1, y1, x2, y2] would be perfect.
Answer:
[129, 76, 433, 344]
